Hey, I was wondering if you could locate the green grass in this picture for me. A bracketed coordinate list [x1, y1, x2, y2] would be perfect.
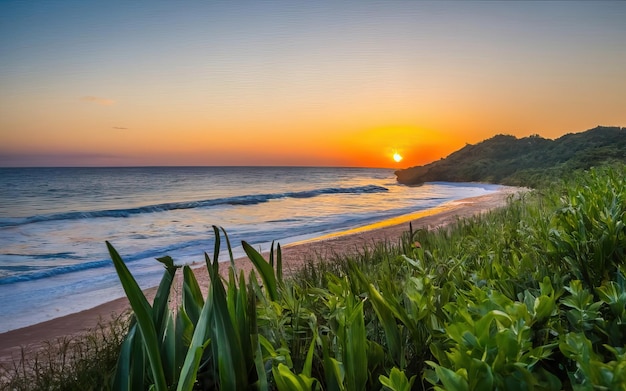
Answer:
[0, 313, 130, 391]
[2, 164, 625, 390]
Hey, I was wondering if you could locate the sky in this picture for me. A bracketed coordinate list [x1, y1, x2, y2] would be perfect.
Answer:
[1, 1, 625, 168]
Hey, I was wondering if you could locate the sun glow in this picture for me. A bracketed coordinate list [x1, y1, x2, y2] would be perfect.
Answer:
[393, 152, 403, 163]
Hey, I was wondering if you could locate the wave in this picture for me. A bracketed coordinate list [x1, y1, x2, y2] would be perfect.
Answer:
[0, 237, 215, 285]
[0, 184, 388, 228]
[0, 259, 113, 285]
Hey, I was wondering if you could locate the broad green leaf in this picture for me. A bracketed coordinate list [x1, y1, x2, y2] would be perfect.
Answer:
[379, 367, 416, 391]
[177, 341, 210, 391]
[533, 295, 556, 323]
[249, 278, 269, 391]
[176, 258, 215, 391]
[131, 325, 147, 391]
[273, 363, 317, 391]
[162, 312, 177, 385]
[434, 365, 469, 391]
[175, 306, 194, 368]
[152, 256, 177, 338]
[112, 324, 136, 391]
[177, 306, 195, 348]
[182, 265, 204, 326]
[344, 299, 367, 391]
[151, 256, 178, 385]
[107, 241, 168, 391]
[368, 284, 404, 368]
[302, 328, 317, 378]
[322, 333, 345, 391]
[205, 251, 248, 390]
[235, 270, 255, 377]
[468, 359, 493, 390]
[242, 241, 279, 301]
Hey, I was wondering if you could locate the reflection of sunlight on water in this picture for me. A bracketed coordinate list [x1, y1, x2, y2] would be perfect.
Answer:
[289, 202, 456, 245]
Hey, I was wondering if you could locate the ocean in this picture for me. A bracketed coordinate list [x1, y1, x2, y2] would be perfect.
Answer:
[0, 167, 499, 332]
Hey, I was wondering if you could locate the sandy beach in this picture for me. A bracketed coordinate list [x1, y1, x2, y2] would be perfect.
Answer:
[0, 186, 520, 365]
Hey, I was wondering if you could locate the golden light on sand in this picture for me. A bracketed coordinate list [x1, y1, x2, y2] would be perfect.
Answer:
[393, 152, 403, 163]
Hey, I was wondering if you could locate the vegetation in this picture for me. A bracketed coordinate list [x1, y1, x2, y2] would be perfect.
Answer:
[395, 126, 626, 187]
[0, 314, 129, 391]
[2, 164, 625, 390]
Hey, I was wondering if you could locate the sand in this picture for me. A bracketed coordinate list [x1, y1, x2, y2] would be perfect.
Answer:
[0, 186, 521, 365]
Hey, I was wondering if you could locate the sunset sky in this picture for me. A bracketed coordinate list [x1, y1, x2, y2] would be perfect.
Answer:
[1, 1, 625, 168]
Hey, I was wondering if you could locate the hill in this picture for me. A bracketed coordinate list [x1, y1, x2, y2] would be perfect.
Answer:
[395, 126, 626, 187]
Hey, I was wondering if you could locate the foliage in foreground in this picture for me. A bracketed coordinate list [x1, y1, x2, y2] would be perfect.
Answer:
[2, 165, 625, 390]
[0, 314, 129, 391]
[107, 165, 625, 390]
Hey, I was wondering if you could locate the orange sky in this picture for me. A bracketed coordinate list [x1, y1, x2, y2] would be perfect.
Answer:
[1, 2, 625, 168]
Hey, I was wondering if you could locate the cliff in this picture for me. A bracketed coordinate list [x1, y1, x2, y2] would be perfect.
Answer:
[395, 126, 626, 187]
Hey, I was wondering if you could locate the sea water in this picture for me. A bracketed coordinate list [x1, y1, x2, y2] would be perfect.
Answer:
[0, 167, 500, 332]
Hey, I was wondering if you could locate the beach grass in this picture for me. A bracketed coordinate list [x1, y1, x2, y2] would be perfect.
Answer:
[2, 164, 625, 390]
[0, 313, 130, 391]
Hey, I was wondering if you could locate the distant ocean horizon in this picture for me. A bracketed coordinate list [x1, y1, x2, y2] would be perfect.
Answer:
[0, 166, 500, 332]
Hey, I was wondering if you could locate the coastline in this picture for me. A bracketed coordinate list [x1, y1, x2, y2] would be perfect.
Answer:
[0, 186, 520, 364]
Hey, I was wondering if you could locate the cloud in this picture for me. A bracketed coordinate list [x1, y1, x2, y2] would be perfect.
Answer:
[81, 96, 116, 106]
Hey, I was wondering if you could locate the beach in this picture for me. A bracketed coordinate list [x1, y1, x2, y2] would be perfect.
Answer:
[0, 187, 518, 365]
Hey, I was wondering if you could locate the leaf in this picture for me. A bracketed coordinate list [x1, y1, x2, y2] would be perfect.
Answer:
[112, 324, 136, 391]
[367, 284, 404, 368]
[219, 226, 237, 274]
[272, 363, 317, 391]
[182, 265, 204, 326]
[107, 241, 168, 391]
[153, 256, 178, 336]
[534, 295, 556, 323]
[433, 364, 469, 391]
[242, 241, 279, 301]
[204, 251, 248, 390]
[302, 328, 318, 378]
[379, 367, 416, 391]
[151, 256, 178, 384]
[344, 299, 367, 391]
[249, 278, 269, 391]
[322, 333, 345, 391]
[468, 359, 493, 390]
[276, 242, 283, 285]
[177, 340, 210, 391]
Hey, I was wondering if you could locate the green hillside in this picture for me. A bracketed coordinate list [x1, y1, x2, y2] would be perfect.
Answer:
[395, 126, 626, 187]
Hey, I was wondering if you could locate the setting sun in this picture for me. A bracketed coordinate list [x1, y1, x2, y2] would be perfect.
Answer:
[393, 152, 403, 163]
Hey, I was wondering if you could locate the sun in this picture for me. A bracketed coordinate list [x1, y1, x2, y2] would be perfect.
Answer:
[393, 152, 403, 163]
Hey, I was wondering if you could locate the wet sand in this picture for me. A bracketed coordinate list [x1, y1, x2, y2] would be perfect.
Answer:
[0, 186, 520, 364]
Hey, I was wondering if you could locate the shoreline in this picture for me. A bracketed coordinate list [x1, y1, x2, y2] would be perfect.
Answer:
[0, 186, 520, 364]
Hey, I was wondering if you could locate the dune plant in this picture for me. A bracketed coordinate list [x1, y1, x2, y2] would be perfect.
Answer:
[108, 226, 275, 390]
[0, 314, 129, 391]
[548, 166, 626, 289]
[99, 164, 626, 391]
